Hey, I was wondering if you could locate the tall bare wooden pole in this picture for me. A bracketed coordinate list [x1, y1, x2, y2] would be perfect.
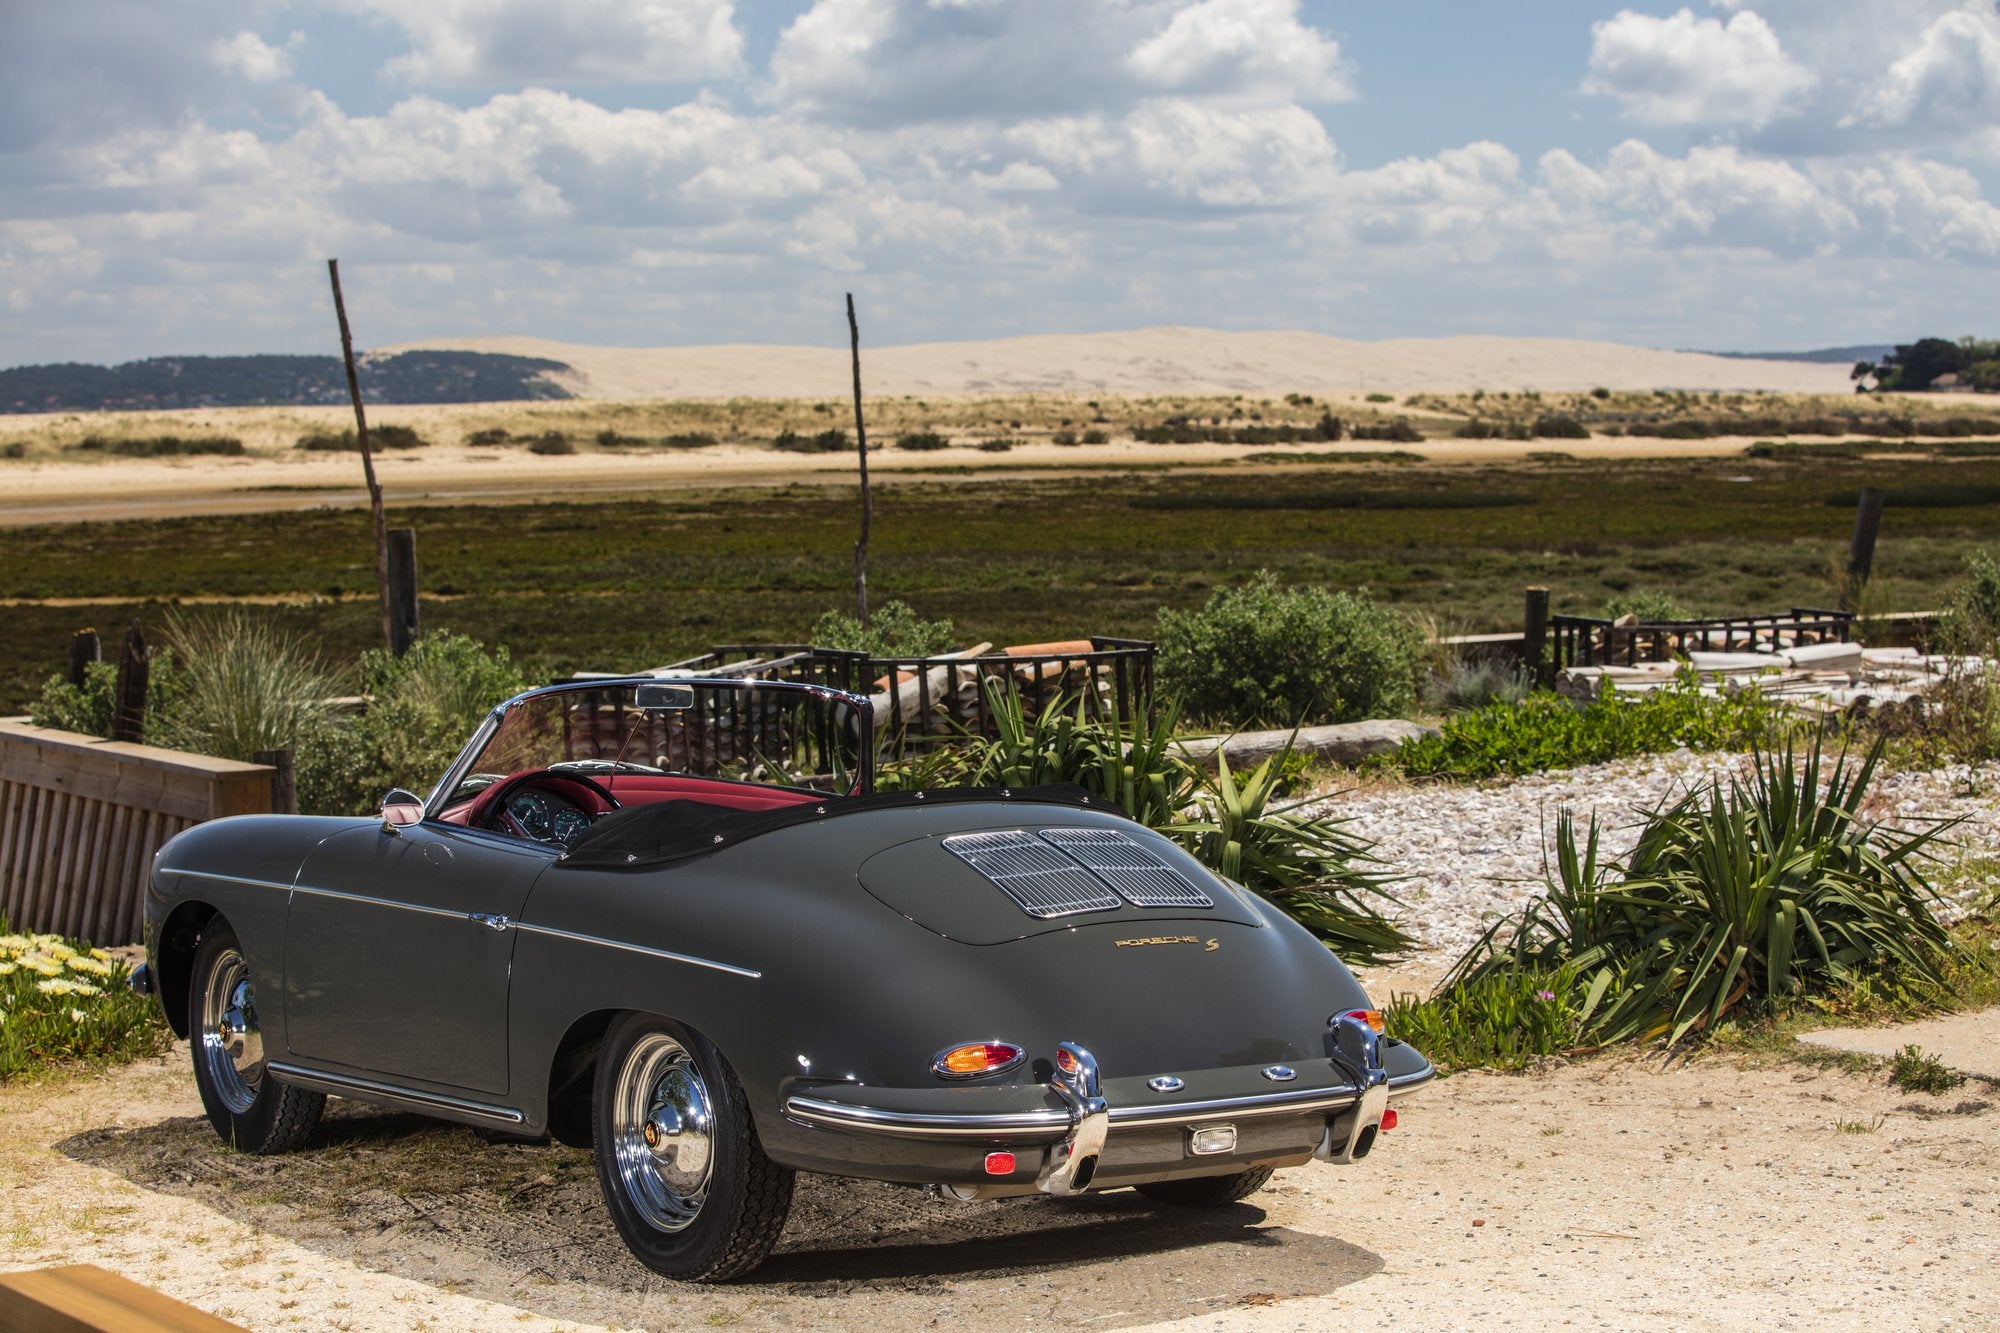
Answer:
[847, 292, 871, 623]
[327, 258, 394, 651]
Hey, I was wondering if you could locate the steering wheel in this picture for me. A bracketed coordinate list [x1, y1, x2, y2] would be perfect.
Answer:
[476, 770, 622, 845]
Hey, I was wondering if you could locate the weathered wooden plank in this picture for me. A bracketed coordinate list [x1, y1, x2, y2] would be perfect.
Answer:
[0, 724, 273, 824]
[0, 1262, 247, 1331]
[80, 798, 116, 948]
[54, 791, 89, 940]
[18, 783, 51, 932]
[99, 803, 137, 948]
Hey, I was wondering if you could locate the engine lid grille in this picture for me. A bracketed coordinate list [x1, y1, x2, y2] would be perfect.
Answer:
[941, 827, 1214, 919]
[1037, 827, 1214, 909]
[940, 830, 1121, 918]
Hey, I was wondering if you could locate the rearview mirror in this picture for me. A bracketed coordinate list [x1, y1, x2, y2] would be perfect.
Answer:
[381, 789, 424, 829]
[634, 682, 697, 710]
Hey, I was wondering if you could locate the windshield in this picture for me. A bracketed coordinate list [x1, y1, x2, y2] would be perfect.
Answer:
[439, 681, 872, 807]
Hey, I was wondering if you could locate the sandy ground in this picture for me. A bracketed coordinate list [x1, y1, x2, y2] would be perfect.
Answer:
[3, 1034, 1995, 1332]
[385, 329, 1861, 399]
[0, 424, 1887, 529]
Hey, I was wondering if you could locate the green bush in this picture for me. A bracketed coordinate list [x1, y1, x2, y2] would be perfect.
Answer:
[1156, 572, 1425, 727]
[527, 432, 574, 455]
[31, 651, 186, 739]
[73, 434, 244, 457]
[1533, 415, 1591, 439]
[296, 425, 426, 451]
[772, 428, 849, 453]
[1604, 589, 1691, 622]
[810, 600, 957, 658]
[1386, 675, 1798, 780]
[1889, 1045, 1965, 1094]
[0, 923, 173, 1081]
[1385, 965, 1583, 1072]
[1080, 429, 1109, 445]
[1446, 741, 1958, 1046]
[895, 431, 950, 451]
[1350, 418, 1424, 443]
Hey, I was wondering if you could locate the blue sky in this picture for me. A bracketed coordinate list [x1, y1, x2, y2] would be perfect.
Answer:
[4, 1, 1999, 365]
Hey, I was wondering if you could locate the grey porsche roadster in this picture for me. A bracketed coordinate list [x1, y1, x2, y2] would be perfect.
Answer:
[137, 677, 1432, 1281]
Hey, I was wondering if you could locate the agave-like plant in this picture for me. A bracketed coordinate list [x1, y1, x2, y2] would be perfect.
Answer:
[1449, 738, 1959, 1046]
[1172, 748, 1414, 966]
[963, 681, 1411, 963]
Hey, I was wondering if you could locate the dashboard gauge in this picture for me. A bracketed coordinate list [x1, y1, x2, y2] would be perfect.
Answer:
[552, 807, 590, 846]
[506, 791, 553, 839]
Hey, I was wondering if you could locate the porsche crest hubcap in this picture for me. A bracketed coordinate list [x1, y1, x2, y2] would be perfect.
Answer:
[199, 948, 264, 1115]
[612, 1033, 714, 1232]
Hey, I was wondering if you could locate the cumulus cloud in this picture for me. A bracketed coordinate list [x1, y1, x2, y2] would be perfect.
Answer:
[1584, 7, 1816, 127]
[1126, 0, 1352, 103]
[357, 0, 745, 86]
[1844, 8, 2000, 134]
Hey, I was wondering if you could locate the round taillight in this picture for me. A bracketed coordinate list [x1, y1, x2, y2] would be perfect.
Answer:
[1055, 1047, 1079, 1076]
[1342, 1009, 1385, 1033]
[933, 1042, 1026, 1079]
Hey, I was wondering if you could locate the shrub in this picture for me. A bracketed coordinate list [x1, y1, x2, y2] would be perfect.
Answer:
[1423, 656, 1534, 714]
[527, 432, 574, 455]
[1051, 430, 1078, 446]
[1446, 741, 1959, 1046]
[2, 442, 22, 459]
[810, 600, 957, 657]
[1604, 589, 1691, 622]
[73, 434, 244, 457]
[1533, 415, 1590, 439]
[976, 437, 1014, 452]
[1387, 675, 1798, 780]
[895, 431, 950, 451]
[1385, 965, 1583, 1072]
[1889, 1045, 1965, 1094]
[32, 648, 188, 740]
[1080, 429, 1108, 445]
[1350, 418, 1424, 443]
[295, 425, 426, 451]
[773, 428, 849, 452]
[467, 427, 512, 446]
[0, 924, 173, 1081]
[1365, 392, 1395, 403]
[1156, 572, 1425, 727]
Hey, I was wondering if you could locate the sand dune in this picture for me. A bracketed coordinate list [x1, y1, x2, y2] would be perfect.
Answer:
[384, 327, 1858, 400]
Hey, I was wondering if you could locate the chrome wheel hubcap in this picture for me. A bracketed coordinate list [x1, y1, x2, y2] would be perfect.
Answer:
[613, 1033, 714, 1232]
[199, 948, 263, 1114]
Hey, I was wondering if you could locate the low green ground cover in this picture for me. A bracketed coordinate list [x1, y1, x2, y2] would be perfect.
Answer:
[0, 925, 171, 1082]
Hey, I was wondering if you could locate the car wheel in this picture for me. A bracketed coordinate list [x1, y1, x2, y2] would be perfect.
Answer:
[592, 1013, 795, 1282]
[189, 921, 324, 1154]
[1133, 1166, 1275, 1207]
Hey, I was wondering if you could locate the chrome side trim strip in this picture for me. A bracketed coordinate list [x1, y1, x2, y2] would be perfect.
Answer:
[513, 922, 762, 980]
[266, 1062, 526, 1125]
[160, 869, 298, 893]
[286, 882, 469, 922]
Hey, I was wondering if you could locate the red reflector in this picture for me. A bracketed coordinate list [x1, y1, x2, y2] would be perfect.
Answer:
[1380, 1107, 1399, 1132]
[934, 1042, 1026, 1078]
[1343, 1008, 1385, 1033]
[984, 1151, 1017, 1176]
[1055, 1048, 1078, 1075]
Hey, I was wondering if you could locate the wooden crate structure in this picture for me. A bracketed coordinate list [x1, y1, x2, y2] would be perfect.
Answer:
[0, 722, 275, 946]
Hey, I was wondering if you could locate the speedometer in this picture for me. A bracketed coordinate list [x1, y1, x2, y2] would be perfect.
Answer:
[552, 808, 590, 845]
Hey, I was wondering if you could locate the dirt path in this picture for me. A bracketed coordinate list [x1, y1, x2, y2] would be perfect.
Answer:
[4, 1038, 1994, 1331]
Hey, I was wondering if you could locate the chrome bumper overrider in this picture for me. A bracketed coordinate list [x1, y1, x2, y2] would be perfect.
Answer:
[782, 1016, 1423, 1187]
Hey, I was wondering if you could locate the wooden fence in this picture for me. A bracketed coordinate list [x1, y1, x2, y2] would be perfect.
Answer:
[0, 722, 275, 946]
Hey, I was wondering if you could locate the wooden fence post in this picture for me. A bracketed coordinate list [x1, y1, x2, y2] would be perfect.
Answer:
[67, 630, 100, 687]
[111, 622, 147, 744]
[1844, 487, 1884, 608]
[1523, 586, 1551, 685]
[255, 747, 297, 814]
[387, 527, 419, 656]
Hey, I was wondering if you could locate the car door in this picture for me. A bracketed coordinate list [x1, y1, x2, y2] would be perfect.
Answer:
[283, 821, 556, 1094]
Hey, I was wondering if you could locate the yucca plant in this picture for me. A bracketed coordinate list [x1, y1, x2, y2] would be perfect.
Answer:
[967, 679, 1199, 828]
[1173, 749, 1414, 965]
[1450, 738, 1959, 1046]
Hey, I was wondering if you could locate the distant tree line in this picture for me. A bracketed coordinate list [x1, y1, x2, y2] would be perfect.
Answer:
[1852, 337, 2000, 393]
[0, 351, 574, 413]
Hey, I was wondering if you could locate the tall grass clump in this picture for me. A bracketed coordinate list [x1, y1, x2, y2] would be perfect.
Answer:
[1156, 572, 1425, 727]
[0, 923, 172, 1081]
[152, 607, 342, 762]
[1446, 740, 1958, 1046]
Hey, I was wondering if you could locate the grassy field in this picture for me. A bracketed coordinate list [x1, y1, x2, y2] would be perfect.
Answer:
[4, 447, 1996, 712]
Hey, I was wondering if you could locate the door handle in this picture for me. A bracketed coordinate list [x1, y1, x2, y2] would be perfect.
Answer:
[468, 913, 513, 932]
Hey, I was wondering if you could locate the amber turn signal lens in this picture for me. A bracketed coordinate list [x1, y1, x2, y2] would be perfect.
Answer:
[933, 1042, 1026, 1079]
[1343, 1009, 1385, 1033]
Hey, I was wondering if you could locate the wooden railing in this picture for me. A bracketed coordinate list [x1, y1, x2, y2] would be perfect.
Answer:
[0, 722, 275, 946]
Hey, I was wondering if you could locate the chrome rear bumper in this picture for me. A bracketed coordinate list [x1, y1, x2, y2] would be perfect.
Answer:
[782, 1016, 1426, 1188]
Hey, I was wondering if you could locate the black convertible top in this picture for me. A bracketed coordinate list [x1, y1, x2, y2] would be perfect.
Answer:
[560, 783, 1121, 869]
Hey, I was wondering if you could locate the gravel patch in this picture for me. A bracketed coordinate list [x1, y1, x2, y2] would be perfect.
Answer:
[1311, 753, 2000, 967]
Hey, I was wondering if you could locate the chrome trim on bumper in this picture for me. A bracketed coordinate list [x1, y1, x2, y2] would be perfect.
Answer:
[1037, 1042, 1107, 1196]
